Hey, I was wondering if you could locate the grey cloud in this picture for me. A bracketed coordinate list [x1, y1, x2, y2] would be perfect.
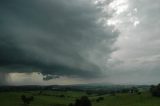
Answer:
[0, 0, 118, 80]
[108, 0, 160, 84]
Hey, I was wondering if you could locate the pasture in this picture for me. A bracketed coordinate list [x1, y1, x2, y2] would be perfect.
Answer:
[0, 90, 159, 106]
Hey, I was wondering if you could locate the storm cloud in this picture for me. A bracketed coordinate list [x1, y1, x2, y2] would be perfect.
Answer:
[0, 0, 118, 80]
[1, 0, 160, 85]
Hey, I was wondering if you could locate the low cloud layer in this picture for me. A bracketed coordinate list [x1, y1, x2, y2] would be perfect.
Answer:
[0, 0, 118, 83]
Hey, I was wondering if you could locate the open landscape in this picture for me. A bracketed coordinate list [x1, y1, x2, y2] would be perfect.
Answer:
[0, 85, 160, 106]
[1, 0, 160, 106]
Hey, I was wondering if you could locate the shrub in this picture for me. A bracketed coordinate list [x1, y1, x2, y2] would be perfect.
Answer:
[96, 97, 104, 102]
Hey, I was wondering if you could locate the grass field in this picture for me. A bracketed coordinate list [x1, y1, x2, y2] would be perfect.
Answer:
[0, 91, 159, 106]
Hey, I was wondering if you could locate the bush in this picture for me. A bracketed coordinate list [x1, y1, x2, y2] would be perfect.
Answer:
[96, 97, 104, 102]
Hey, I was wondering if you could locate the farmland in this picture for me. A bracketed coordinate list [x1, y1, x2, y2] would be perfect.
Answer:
[0, 89, 159, 106]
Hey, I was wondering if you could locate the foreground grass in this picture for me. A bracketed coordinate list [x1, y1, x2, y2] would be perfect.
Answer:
[93, 93, 160, 106]
[0, 91, 159, 106]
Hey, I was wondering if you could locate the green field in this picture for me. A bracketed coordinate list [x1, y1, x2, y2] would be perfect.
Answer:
[0, 91, 159, 106]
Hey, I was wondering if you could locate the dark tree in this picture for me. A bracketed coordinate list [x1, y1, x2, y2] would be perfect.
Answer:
[69, 96, 92, 106]
[59, 94, 65, 98]
[150, 84, 160, 97]
[21, 95, 34, 105]
[96, 99, 100, 103]
[96, 97, 104, 102]
[137, 91, 141, 95]
[21, 95, 26, 104]
[79, 96, 92, 106]
[75, 99, 81, 106]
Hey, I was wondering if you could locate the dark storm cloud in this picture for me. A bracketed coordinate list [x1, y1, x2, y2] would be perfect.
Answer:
[0, 0, 118, 79]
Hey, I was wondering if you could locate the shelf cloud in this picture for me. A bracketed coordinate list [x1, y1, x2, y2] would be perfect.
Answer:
[0, 0, 118, 84]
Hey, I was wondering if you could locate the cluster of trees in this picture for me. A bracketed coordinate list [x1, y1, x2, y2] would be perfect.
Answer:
[68, 96, 92, 106]
[86, 87, 141, 96]
[129, 87, 141, 95]
[21, 95, 34, 105]
[150, 84, 160, 97]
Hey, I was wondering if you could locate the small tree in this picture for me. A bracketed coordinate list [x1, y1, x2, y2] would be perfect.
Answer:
[21, 95, 34, 105]
[79, 96, 92, 106]
[73, 96, 92, 106]
[21, 95, 26, 104]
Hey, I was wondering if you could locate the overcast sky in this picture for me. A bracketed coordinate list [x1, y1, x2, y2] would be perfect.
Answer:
[0, 0, 160, 85]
